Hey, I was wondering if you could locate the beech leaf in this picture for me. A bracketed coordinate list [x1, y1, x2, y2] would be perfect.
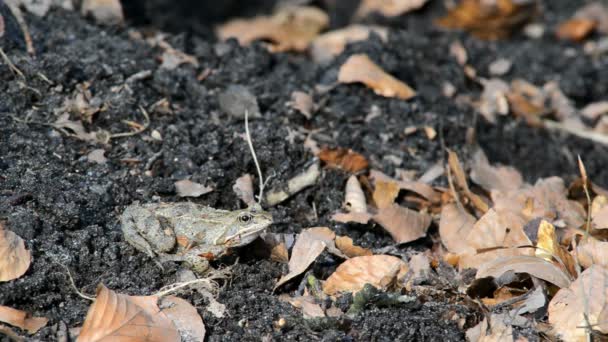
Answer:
[0, 223, 31, 282]
[0, 306, 48, 334]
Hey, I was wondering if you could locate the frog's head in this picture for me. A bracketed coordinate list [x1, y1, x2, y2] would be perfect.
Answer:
[215, 203, 272, 247]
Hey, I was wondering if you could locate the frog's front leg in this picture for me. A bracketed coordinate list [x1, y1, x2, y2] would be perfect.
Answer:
[159, 245, 225, 275]
[121, 205, 176, 258]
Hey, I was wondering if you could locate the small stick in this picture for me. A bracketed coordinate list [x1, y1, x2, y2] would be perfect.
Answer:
[0, 48, 25, 78]
[544, 119, 608, 146]
[245, 110, 265, 202]
[110, 106, 150, 139]
[5, 2, 35, 56]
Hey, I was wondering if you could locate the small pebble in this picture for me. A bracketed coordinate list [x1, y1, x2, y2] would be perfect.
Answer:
[488, 58, 512, 76]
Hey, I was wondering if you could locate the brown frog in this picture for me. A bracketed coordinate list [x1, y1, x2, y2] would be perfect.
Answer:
[121, 202, 272, 274]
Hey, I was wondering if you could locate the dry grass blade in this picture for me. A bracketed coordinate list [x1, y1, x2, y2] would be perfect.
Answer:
[447, 149, 489, 213]
[0, 306, 48, 334]
[323, 255, 408, 296]
[77, 284, 179, 342]
[477, 255, 572, 289]
[338, 54, 416, 100]
[0, 223, 31, 282]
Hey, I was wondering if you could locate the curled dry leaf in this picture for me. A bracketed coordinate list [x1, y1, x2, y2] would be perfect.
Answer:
[335, 236, 372, 258]
[266, 160, 320, 206]
[175, 179, 213, 198]
[439, 203, 476, 255]
[78, 284, 179, 342]
[476, 255, 572, 289]
[0, 223, 31, 282]
[338, 54, 416, 100]
[161, 296, 205, 342]
[233, 174, 255, 206]
[465, 313, 514, 342]
[289, 91, 314, 119]
[355, 0, 429, 17]
[274, 227, 335, 289]
[373, 180, 400, 209]
[535, 220, 576, 277]
[556, 18, 596, 41]
[576, 238, 608, 268]
[81, 0, 124, 25]
[0, 306, 48, 334]
[581, 101, 608, 120]
[332, 175, 372, 224]
[373, 204, 431, 244]
[310, 25, 388, 63]
[435, 0, 537, 39]
[318, 147, 369, 173]
[447, 150, 489, 213]
[370, 170, 440, 203]
[470, 148, 523, 193]
[323, 255, 408, 296]
[216, 6, 328, 52]
[548, 265, 608, 341]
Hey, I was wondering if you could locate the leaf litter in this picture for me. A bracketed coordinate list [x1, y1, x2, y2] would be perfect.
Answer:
[0, 222, 31, 282]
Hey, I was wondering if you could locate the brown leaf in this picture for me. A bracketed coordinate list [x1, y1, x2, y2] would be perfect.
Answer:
[447, 149, 489, 213]
[477, 255, 572, 289]
[216, 6, 329, 52]
[323, 255, 408, 296]
[310, 25, 388, 63]
[0, 223, 31, 282]
[478, 78, 510, 123]
[369, 170, 441, 203]
[355, 0, 429, 18]
[282, 295, 325, 319]
[576, 238, 608, 268]
[535, 220, 576, 277]
[556, 18, 596, 41]
[466, 313, 514, 342]
[81, 0, 124, 25]
[233, 174, 255, 206]
[0, 306, 48, 334]
[289, 91, 314, 118]
[175, 179, 213, 198]
[52, 113, 99, 142]
[548, 265, 608, 341]
[592, 195, 608, 230]
[161, 296, 205, 342]
[335, 236, 373, 258]
[505, 91, 546, 125]
[318, 147, 369, 173]
[274, 227, 335, 289]
[373, 204, 431, 244]
[373, 180, 400, 209]
[338, 54, 416, 100]
[439, 203, 476, 254]
[435, 0, 537, 40]
[78, 284, 179, 342]
[470, 148, 523, 193]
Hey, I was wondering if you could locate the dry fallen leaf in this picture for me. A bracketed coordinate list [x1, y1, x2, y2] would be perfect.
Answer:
[78, 284, 179, 342]
[87, 149, 107, 164]
[323, 255, 409, 296]
[0, 223, 31, 282]
[581, 101, 608, 120]
[289, 91, 314, 119]
[161, 296, 205, 342]
[591, 195, 608, 230]
[477, 78, 510, 123]
[466, 313, 514, 342]
[447, 149, 489, 213]
[355, 0, 429, 18]
[373, 180, 401, 209]
[470, 148, 523, 193]
[233, 174, 255, 206]
[282, 295, 326, 319]
[52, 113, 99, 143]
[332, 175, 372, 224]
[0, 306, 48, 334]
[476, 255, 572, 289]
[556, 18, 596, 41]
[439, 203, 476, 255]
[573, 2, 608, 34]
[81, 0, 124, 25]
[338, 54, 416, 100]
[548, 265, 608, 341]
[335, 236, 373, 258]
[175, 179, 213, 198]
[310, 25, 388, 63]
[319, 147, 369, 173]
[535, 220, 576, 277]
[435, 0, 537, 39]
[216, 6, 328, 52]
[576, 238, 608, 268]
[373, 204, 431, 244]
[370, 170, 441, 203]
[274, 227, 335, 289]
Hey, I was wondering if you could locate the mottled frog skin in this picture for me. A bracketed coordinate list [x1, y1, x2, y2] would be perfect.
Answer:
[121, 202, 272, 274]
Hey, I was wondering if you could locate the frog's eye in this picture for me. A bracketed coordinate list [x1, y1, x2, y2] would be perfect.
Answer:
[239, 214, 252, 223]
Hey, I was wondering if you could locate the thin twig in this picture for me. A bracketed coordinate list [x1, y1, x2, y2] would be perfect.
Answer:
[0, 48, 25, 79]
[153, 269, 229, 298]
[544, 119, 608, 146]
[5, 2, 35, 56]
[54, 262, 95, 301]
[578, 156, 592, 241]
[245, 110, 265, 202]
[109, 106, 150, 139]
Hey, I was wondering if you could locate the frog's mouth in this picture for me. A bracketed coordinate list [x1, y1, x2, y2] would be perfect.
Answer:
[217, 225, 267, 246]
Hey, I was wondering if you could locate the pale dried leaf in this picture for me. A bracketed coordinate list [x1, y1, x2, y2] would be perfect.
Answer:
[310, 25, 388, 63]
[548, 265, 608, 341]
[489, 58, 512, 76]
[87, 149, 107, 164]
[355, 0, 429, 17]
[470, 148, 523, 193]
[52, 113, 98, 142]
[338, 54, 416, 100]
[466, 313, 514, 342]
[335, 236, 372, 258]
[478, 78, 510, 123]
[373, 204, 431, 244]
[332, 212, 372, 224]
[535, 220, 576, 277]
[161, 296, 205, 342]
[323, 255, 408, 296]
[581, 101, 608, 120]
[576, 238, 608, 268]
[81, 0, 124, 25]
[233, 174, 255, 206]
[216, 6, 328, 52]
[344, 175, 367, 213]
[175, 179, 213, 198]
[439, 203, 476, 255]
[592, 195, 608, 230]
[477, 255, 572, 289]
[78, 284, 179, 342]
[0, 223, 31, 282]
[290, 91, 314, 118]
[370, 170, 440, 202]
[373, 180, 400, 209]
[283, 295, 325, 319]
[466, 209, 529, 252]
[0, 306, 48, 334]
[274, 227, 334, 289]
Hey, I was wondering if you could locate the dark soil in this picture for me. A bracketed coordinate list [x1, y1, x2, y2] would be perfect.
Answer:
[1, 0, 606, 341]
